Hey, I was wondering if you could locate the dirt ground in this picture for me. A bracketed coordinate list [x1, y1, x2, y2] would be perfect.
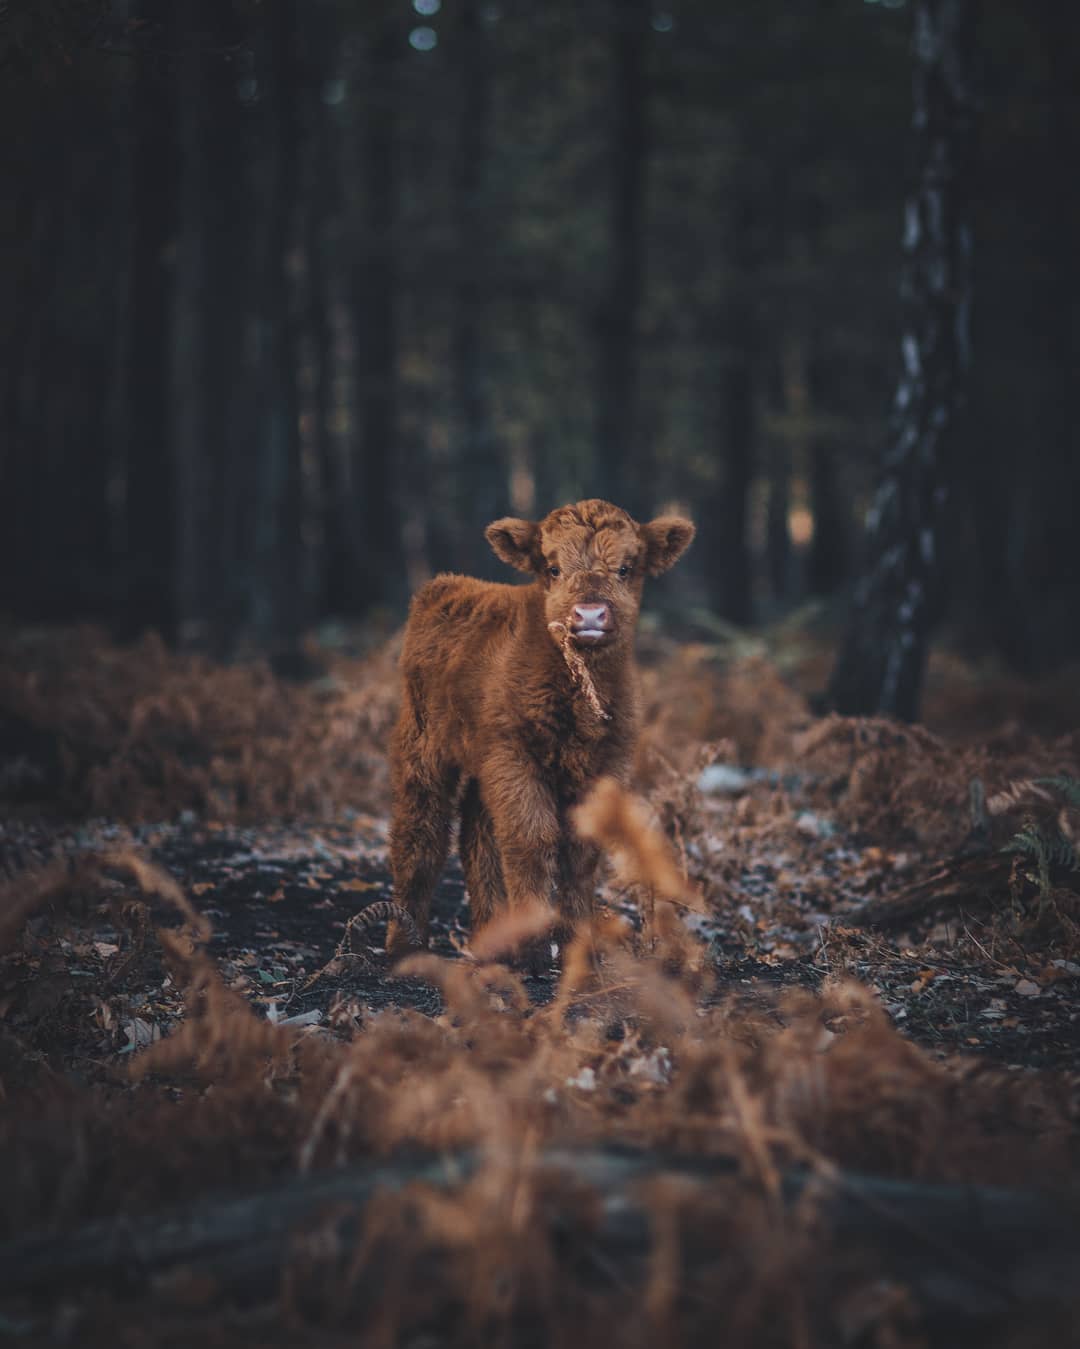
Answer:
[1, 623, 1079, 1347]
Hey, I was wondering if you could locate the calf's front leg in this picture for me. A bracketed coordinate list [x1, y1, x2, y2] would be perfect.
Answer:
[557, 835, 601, 926]
[458, 778, 506, 929]
[481, 750, 560, 936]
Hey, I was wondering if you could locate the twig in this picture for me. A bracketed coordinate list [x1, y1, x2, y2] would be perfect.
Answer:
[547, 622, 610, 721]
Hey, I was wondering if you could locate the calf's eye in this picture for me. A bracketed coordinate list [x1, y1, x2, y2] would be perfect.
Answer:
[548, 565, 561, 578]
[617, 564, 631, 579]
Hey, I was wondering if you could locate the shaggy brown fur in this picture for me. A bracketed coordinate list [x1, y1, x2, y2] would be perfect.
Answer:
[387, 499, 695, 955]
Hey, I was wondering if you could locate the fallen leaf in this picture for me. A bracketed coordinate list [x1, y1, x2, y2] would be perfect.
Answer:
[626, 1048, 672, 1085]
[1039, 963, 1077, 985]
[566, 1066, 597, 1092]
[122, 1017, 159, 1051]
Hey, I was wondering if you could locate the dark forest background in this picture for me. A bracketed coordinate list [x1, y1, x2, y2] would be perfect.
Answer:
[1, 0, 1078, 716]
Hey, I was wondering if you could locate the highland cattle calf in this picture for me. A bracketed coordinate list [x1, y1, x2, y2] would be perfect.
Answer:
[387, 498, 695, 957]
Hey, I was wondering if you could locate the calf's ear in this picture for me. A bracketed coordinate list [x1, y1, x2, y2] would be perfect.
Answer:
[643, 516, 696, 575]
[485, 517, 541, 573]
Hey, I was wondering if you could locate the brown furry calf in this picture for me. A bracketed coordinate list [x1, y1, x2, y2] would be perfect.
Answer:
[387, 498, 695, 957]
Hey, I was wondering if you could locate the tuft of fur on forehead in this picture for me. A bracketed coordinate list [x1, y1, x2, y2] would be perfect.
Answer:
[539, 501, 637, 568]
[540, 499, 634, 536]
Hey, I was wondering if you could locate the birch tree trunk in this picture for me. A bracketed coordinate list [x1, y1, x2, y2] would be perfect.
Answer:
[827, 0, 979, 720]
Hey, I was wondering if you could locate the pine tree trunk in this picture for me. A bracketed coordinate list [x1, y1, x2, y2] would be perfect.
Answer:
[248, 0, 308, 666]
[354, 4, 403, 611]
[827, 0, 979, 720]
[205, 13, 251, 650]
[126, 2, 178, 637]
[594, 0, 648, 514]
[453, 0, 501, 577]
[765, 344, 792, 611]
[341, 9, 404, 612]
[806, 355, 850, 597]
[170, 9, 213, 650]
[0, 174, 60, 619]
[704, 189, 756, 626]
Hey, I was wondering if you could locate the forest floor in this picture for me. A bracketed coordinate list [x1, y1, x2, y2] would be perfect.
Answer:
[1, 620, 1079, 1347]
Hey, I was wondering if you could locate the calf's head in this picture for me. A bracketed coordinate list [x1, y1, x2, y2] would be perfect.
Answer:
[485, 499, 695, 654]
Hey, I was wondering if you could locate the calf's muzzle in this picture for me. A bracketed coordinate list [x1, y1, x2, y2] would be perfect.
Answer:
[570, 603, 612, 643]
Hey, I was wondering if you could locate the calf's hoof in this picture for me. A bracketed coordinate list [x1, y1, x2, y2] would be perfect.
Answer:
[386, 917, 425, 962]
[513, 933, 557, 978]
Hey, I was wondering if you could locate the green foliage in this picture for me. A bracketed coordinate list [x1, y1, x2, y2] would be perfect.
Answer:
[1031, 775, 1080, 809]
[1003, 776, 1080, 899]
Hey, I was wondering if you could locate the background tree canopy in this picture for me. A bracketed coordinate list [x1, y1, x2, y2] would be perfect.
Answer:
[1, 0, 1077, 707]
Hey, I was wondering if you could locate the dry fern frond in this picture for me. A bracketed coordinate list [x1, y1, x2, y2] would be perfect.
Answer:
[0, 856, 80, 954]
[0, 626, 399, 821]
[987, 777, 1070, 817]
[573, 777, 701, 909]
[546, 622, 609, 721]
[305, 900, 423, 990]
[96, 848, 212, 942]
[469, 900, 556, 961]
[395, 952, 505, 1025]
[130, 928, 293, 1082]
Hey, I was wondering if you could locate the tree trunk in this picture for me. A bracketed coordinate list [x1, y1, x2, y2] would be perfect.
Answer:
[704, 190, 756, 627]
[806, 356, 850, 597]
[298, 5, 333, 621]
[247, 0, 309, 667]
[169, 7, 213, 651]
[313, 37, 365, 616]
[594, 0, 648, 514]
[1035, 0, 1080, 668]
[104, 60, 134, 624]
[353, 5, 404, 612]
[126, 1, 178, 638]
[0, 178, 59, 620]
[827, 0, 979, 720]
[452, 0, 501, 576]
[206, 16, 253, 650]
[765, 351, 792, 611]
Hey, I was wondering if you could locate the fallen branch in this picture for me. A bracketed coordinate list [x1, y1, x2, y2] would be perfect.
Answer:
[1, 1146, 1076, 1326]
[849, 852, 1011, 929]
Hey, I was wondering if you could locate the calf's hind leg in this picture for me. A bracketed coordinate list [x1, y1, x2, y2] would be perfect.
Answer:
[388, 745, 456, 957]
[458, 778, 506, 933]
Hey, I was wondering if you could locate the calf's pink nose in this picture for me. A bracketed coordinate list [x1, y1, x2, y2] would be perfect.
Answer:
[572, 603, 609, 630]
